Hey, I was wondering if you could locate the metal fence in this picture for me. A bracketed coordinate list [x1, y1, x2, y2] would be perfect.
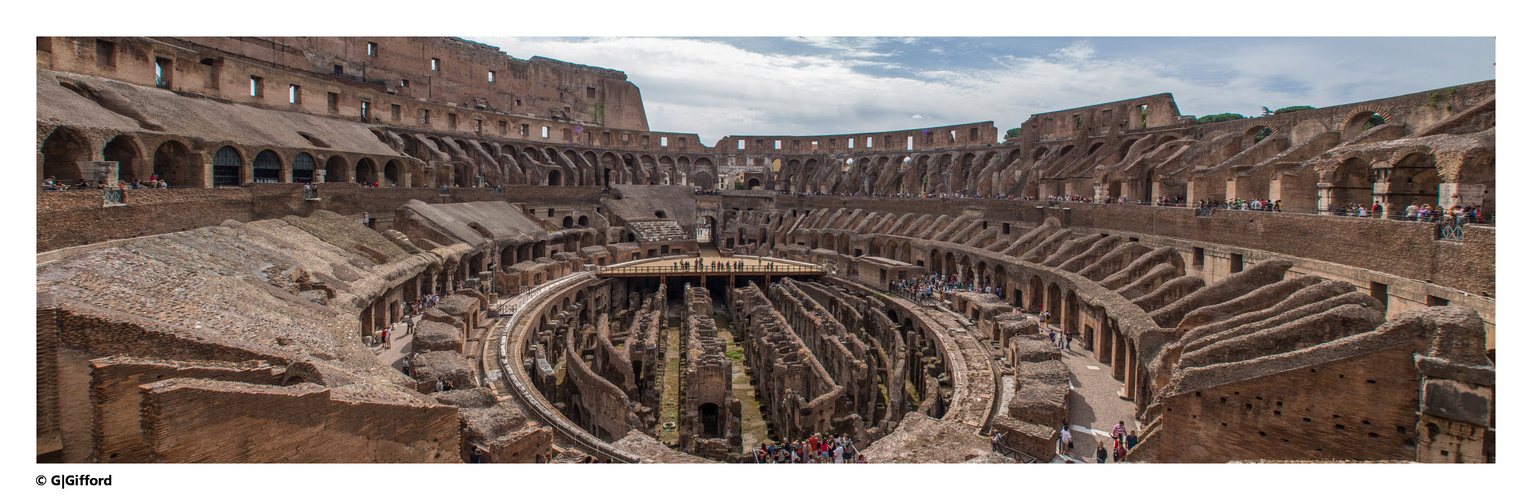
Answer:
[596, 264, 821, 276]
[102, 187, 125, 206]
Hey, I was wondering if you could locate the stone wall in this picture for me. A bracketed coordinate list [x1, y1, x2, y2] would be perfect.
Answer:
[139, 379, 459, 462]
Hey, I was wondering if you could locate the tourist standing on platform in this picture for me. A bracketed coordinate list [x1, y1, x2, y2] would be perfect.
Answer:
[1096, 442, 1108, 463]
[1060, 425, 1073, 451]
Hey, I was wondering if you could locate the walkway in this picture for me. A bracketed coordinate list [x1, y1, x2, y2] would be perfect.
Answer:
[595, 255, 823, 278]
[1054, 339, 1141, 462]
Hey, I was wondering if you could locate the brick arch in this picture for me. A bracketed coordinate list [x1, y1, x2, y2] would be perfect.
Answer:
[151, 139, 200, 187]
[1340, 108, 1393, 141]
[40, 126, 93, 182]
[323, 153, 350, 183]
[102, 133, 146, 182]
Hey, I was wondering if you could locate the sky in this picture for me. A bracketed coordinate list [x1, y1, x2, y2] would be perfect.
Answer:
[468, 36, 1495, 145]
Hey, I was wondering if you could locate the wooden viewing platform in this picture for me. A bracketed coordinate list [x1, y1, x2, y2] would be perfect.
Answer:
[594, 257, 824, 278]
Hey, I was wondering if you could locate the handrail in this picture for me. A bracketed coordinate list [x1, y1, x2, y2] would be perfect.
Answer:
[595, 264, 823, 276]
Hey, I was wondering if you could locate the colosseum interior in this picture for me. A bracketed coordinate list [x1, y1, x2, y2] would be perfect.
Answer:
[35, 36, 1495, 467]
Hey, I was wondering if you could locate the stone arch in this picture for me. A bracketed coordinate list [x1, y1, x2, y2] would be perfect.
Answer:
[1342, 110, 1389, 141]
[1392, 152, 1442, 209]
[152, 139, 199, 187]
[548, 169, 563, 186]
[292, 153, 317, 184]
[355, 157, 378, 185]
[384, 159, 404, 186]
[1244, 125, 1275, 148]
[41, 126, 91, 181]
[323, 154, 349, 183]
[102, 134, 144, 182]
[211, 145, 243, 186]
[1032, 147, 1049, 161]
[252, 149, 283, 183]
[1326, 157, 1372, 209]
[601, 152, 620, 185]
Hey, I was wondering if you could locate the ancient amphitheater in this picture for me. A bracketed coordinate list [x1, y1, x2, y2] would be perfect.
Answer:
[35, 37, 1494, 464]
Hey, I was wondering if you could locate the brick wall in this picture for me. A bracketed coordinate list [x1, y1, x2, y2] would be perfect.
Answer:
[89, 359, 283, 462]
[38, 184, 603, 253]
[1149, 344, 1424, 462]
[140, 380, 459, 462]
[768, 196, 1493, 296]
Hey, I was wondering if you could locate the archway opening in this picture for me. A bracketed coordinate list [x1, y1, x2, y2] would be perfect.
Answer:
[292, 153, 316, 184]
[102, 135, 140, 182]
[212, 146, 242, 186]
[548, 169, 563, 186]
[699, 403, 720, 438]
[152, 140, 197, 187]
[355, 158, 378, 185]
[323, 155, 347, 183]
[253, 149, 282, 183]
[42, 127, 89, 182]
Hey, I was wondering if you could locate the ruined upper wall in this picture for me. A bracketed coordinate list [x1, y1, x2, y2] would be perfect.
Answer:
[716, 122, 998, 155]
[159, 37, 648, 130]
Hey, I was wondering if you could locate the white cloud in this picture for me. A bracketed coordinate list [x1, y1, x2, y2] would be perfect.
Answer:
[472, 37, 1494, 144]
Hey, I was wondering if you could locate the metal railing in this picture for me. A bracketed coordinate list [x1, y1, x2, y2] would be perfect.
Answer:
[596, 263, 822, 276]
[102, 187, 125, 206]
[1438, 221, 1466, 242]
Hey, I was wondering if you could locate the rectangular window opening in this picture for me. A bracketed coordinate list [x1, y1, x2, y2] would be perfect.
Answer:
[866, 137, 873, 148]
[1370, 282, 1389, 313]
[360, 100, 370, 120]
[327, 92, 339, 113]
[500, 121, 509, 135]
[367, 42, 377, 56]
[95, 39, 115, 67]
[447, 113, 457, 129]
[541, 126, 549, 139]
[738, 139, 746, 150]
[774, 140, 782, 150]
[333, 64, 343, 76]
[848, 138, 855, 148]
[587, 87, 596, 98]
[400, 79, 409, 88]
[390, 104, 401, 121]
[289, 84, 301, 104]
[154, 57, 172, 88]
[907, 136, 914, 150]
[661, 137, 669, 147]
[521, 124, 530, 136]
[249, 76, 263, 97]
[1230, 253, 1245, 273]
[1193, 247, 1205, 268]
[420, 109, 431, 124]
[474, 119, 483, 133]
[431, 58, 440, 71]
[488, 71, 495, 82]
[1426, 295, 1450, 307]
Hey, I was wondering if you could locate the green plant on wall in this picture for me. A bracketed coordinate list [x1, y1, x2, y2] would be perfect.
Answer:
[589, 101, 605, 123]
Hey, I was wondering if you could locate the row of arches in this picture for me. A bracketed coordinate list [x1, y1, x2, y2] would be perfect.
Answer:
[39, 126, 412, 188]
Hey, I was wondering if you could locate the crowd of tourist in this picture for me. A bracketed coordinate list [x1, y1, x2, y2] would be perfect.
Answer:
[892, 273, 1003, 303]
[786, 190, 1032, 201]
[754, 433, 866, 463]
[1324, 202, 1489, 223]
[40, 174, 172, 191]
[1198, 198, 1282, 211]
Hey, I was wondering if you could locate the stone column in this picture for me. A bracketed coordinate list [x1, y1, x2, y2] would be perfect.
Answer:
[1315, 183, 1335, 213]
[1440, 182, 1487, 209]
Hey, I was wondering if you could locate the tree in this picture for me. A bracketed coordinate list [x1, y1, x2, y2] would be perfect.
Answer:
[1196, 113, 1246, 124]
[1272, 105, 1315, 115]
[1003, 127, 1022, 143]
